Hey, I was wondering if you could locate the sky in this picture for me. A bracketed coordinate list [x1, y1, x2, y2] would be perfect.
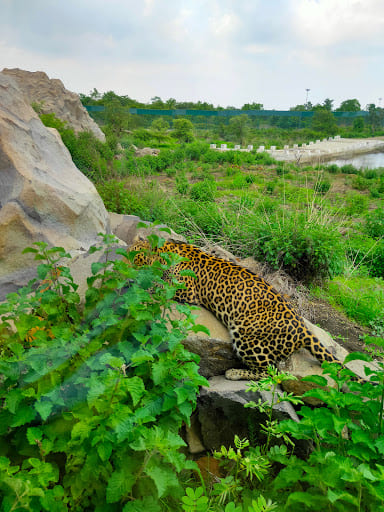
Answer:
[1, 0, 384, 110]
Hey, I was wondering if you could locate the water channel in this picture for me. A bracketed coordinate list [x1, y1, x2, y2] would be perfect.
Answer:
[327, 151, 384, 169]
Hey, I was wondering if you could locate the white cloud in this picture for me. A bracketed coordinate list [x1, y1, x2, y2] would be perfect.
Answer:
[0, 0, 383, 109]
[292, 0, 384, 49]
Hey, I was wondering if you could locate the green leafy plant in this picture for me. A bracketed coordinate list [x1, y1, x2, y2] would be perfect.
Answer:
[244, 367, 303, 454]
[271, 355, 384, 511]
[190, 180, 216, 202]
[0, 235, 208, 510]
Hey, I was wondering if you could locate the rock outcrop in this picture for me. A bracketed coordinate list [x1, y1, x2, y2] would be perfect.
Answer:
[1, 68, 105, 142]
[0, 72, 109, 300]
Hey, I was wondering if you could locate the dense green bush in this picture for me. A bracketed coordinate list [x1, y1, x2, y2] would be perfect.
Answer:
[314, 179, 331, 194]
[251, 215, 345, 282]
[189, 179, 216, 202]
[0, 239, 207, 510]
[371, 240, 384, 279]
[365, 207, 384, 239]
[177, 200, 223, 238]
[345, 192, 369, 215]
[40, 113, 114, 180]
[341, 164, 359, 174]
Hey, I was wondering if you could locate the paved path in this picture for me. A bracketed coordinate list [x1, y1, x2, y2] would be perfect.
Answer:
[269, 137, 384, 164]
[213, 137, 384, 164]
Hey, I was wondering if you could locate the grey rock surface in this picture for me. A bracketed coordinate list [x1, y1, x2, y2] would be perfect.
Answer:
[0, 73, 109, 300]
[2, 68, 105, 141]
[198, 376, 299, 451]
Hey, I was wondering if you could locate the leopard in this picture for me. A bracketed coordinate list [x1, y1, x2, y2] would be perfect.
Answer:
[129, 238, 354, 381]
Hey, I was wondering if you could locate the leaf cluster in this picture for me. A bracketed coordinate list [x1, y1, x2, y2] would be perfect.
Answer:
[0, 235, 208, 510]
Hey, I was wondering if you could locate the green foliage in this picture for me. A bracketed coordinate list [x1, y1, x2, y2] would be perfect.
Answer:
[172, 119, 195, 142]
[365, 207, 384, 238]
[323, 276, 384, 327]
[152, 117, 170, 132]
[175, 173, 190, 195]
[340, 164, 359, 174]
[351, 175, 370, 191]
[251, 214, 345, 282]
[39, 112, 114, 180]
[272, 355, 384, 511]
[0, 236, 207, 510]
[314, 179, 331, 194]
[324, 164, 340, 174]
[345, 192, 369, 215]
[96, 180, 132, 213]
[336, 99, 361, 112]
[311, 110, 338, 135]
[190, 180, 216, 202]
[229, 115, 250, 145]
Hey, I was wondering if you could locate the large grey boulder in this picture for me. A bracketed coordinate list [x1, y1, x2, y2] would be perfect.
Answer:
[1, 68, 105, 141]
[0, 73, 109, 300]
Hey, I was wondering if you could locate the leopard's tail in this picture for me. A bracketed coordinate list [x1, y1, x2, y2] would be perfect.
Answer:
[303, 334, 370, 385]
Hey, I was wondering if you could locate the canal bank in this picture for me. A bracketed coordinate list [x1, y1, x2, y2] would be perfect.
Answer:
[270, 137, 384, 164]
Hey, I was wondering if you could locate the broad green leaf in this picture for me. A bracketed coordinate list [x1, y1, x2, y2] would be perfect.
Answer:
[106, 469, 136, 503]
[344, 352, 373, 364]
[27, 427, 43, 445]
[301, 374, 328, 387]
[97, 442, 113, 462]
[125, 376, 145, 407]
[123, 497, 161, 512]
[35, 400, 53, 421]
[10, 404, 37, 427]
[145, 462, 180, 497]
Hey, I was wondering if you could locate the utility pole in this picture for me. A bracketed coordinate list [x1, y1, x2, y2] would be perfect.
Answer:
[305, 88, 310, 109]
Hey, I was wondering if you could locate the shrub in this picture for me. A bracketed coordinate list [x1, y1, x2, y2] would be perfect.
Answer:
[230, 173, 255, 189]
[364, 207, 384, 239]
[345, 192, 369, 215]
[172, 119, 194, 142]
[371, 240, 384, 278]
[324, 163, 339, 174]
[276, 165, 288, 176]
[184, 141, 210, 160]
[178, 200, 223, 237]
[341, 163, 359, 174]
[351, 175, 370, 191]
[175, 173, 189, 195]
[40, 112, 113, 180]
[96, 180, 132, 213]
[251, 214, 345, 282]
[314, 179, 331, 194]
[0, 239, 207, 509]
[189, 180, 216, 202]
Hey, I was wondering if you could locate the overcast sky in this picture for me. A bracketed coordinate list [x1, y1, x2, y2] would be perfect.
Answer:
[1, 0, 384, 110]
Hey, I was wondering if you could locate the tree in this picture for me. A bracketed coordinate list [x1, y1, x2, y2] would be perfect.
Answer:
[172, 118, 194, 142]
[336, 99, 361, 112]
[241, 102, 263, 110]
[165, 98, 177, 109]
[151, 118, 169, 132]
[366, 104, 384, 132]
[104, 99, 129, 135]
[322, 98, 334, 111]
[229, 115, 250, 145]
[290, 103, 313, 111]
[353, 117, 365, 132]
[311, 109, 337, 135]
[150, 96, 164, 109]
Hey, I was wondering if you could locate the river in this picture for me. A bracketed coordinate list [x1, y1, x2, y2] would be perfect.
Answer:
[327, 151, 384, 169]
